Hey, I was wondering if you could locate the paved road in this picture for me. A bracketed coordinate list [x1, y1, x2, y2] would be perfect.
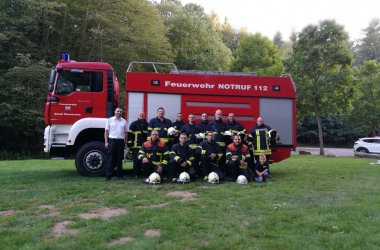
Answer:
[292, 147, 354, 157]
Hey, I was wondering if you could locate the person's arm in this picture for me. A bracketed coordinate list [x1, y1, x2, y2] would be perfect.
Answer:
[104, 119, 110, 148]
[255, 169, 262, 177]
[104, 130, 109, 148]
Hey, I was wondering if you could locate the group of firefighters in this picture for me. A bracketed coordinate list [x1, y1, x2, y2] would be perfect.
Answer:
[106, 107, 279, 184]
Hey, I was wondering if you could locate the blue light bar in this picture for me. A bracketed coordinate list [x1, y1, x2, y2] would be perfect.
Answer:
[61, 53, 70, 61]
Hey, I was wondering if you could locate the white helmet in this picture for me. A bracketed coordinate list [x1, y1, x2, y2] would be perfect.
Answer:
[148, 172, 161, 184]
[236, 175, 248, 185]
[178, 172, 190, 183]
[224, 130, 232, 136]
[168, 127, 176, 136]
[196, 133, 205, 139]
[269, 129, 279, 138]
[268, 129, 274, 138]
[208, 172, 219, 184]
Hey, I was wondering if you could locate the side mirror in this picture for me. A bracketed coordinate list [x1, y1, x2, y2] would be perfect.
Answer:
[48, 96, 59, 102]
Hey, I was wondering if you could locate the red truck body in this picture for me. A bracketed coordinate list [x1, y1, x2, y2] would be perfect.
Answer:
[44, 59, 296, 176]
[125, 65, 296, 163]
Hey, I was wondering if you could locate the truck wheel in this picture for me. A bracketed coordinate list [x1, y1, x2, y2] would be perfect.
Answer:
[75, 141, 107, 177]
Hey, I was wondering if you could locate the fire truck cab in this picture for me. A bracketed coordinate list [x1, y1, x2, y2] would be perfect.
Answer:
[44, 54, 119, 176]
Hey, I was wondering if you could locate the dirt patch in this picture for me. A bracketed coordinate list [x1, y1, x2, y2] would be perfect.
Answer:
[38, 205, 61, 216]
[144, 229, 161, 237]
[0, 209, 17, 216]
[79, 207, 128, 220]
[51, 221, 77, 238]
[166, 191, 197, 201]
[108, 236, 135, 246]
[39, 205, 56, 209]
[136, 202, 171, 209]
[241, 221, 250, 227]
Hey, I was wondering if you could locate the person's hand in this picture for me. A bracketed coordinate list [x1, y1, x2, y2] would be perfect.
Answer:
[180, 162, 187, 167]
[232, 155, 238, 161]
[105, 142, 109, 149]
[157, 165, 163, 173]
[210, 153, 216, 160]
[142, 157, 149, 164]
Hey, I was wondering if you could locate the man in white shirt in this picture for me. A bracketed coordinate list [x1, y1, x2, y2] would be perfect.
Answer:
[104, 108, 128, 180]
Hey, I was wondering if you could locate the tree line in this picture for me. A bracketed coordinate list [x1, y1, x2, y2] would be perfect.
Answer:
[0, 0, 379, 158]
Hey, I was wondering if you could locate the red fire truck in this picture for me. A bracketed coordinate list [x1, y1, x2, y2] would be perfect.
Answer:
[44, 57, 296, 176]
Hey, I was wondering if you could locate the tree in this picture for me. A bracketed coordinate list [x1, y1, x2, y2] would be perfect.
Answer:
[165, 3, 232, 71]
[354, 19, 380, 65]
[0, 54, 50, 158]
[350, 60, 380, 136]
[273, 31, 294, 60]
[0, 0, 174, 158]
[273, 31, 284, 47]
[286, 20, 354, 155]
[231, 34, 284, 76]
[154, 0, 183, 25]
[297, 115, 360, 146]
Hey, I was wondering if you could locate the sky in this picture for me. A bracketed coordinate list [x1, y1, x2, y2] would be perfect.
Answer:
[180, 0, 380, 41]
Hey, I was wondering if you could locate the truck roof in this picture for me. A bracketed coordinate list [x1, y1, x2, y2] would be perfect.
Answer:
[57, 61, 114, 70]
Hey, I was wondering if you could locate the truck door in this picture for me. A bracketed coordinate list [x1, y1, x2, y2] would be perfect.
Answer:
[47, 69, 104, 124]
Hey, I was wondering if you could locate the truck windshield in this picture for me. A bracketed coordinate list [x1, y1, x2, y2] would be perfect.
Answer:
[55, 70, 103, 95]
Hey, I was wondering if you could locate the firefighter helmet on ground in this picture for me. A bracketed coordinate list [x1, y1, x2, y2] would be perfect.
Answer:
[178, 172, 190, 183]
[236, 175, 248, 184]
[148, 172, 161, 184]
[208, 172, 219, 184]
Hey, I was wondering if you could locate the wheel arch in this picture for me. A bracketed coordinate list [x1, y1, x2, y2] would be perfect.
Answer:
[67, 118, 107, 147]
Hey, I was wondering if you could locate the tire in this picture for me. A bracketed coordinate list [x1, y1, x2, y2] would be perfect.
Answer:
[356, 147, 369, 153]
[75, 141, 107, 177]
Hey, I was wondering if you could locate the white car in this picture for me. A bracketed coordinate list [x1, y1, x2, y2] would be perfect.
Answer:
[353, 137, 380, 154]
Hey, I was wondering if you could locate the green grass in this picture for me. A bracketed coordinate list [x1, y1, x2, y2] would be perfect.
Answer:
[0, 156, 379, 250]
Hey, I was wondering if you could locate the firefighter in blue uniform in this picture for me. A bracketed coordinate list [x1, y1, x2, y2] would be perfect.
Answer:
[196, 131, 224, 181]
[207, 109, 228, 148]
[171, 112, 185, 145]
[207, 109, 228, 171]
[172, 113, 185, 131]
[169, 133, 196, 182]
[138, 130, 169, 182]
[181, 114, 200, 150]
[250, 117, 272, 164]
[226, 112, 245, 145]
[195, 112, 209, 134]
[147, 107, 172, 149]
[181, 114, 201, 175]
[226, 134, 251, 181]
[127, 111, 148, 178]
[227, 113, 245, 135]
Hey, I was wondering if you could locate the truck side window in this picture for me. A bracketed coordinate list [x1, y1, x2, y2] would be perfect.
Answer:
[55, 70, 103, 95]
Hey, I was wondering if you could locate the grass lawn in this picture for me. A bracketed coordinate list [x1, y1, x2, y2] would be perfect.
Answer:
[0, 155, 379, 250]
